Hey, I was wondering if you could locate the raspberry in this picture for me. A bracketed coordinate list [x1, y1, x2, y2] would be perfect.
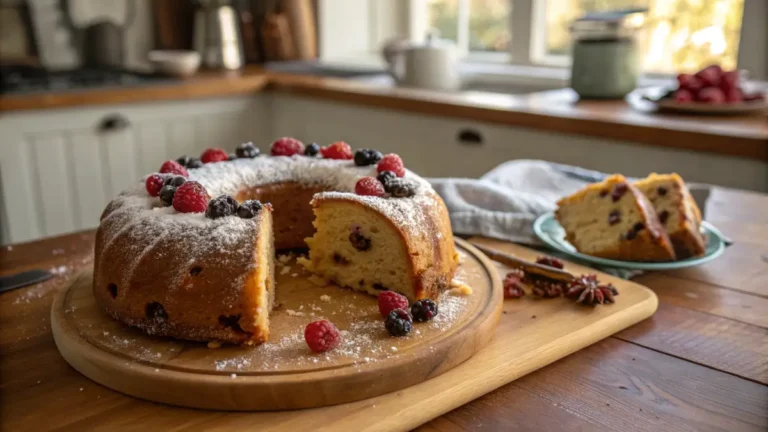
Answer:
[355, 177, 385, 197]
[271, 137, 304, 156]
[201, 148, 229, 164]
[145, 173, 167, 197]
[172, 181, 210, 213]
[377, 154, 405, 177]
[503, 269, 525, 299]
[354, 149, 383, 166]
[378, 291, 409, 317]
[535, 256, 564, 269]
[304, 319, 341, 353]
[385, 309, 412, 337]
[411, 299, 438, 322]
[159, 160, 189, 177]
[320, 141, 353, 160]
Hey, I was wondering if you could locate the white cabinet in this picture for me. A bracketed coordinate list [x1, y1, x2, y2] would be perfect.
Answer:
[0, 96, 270, 244]
[271, 94, 768, 190]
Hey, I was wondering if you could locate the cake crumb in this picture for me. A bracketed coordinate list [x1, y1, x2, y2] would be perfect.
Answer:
[79, 387, 84, 392]
[36, 380, 41, 384]
[320, 295, 331, 302]
[286, 309, 306, 317]
[207, 341, 222, 349]
[230, 373, 237, 379]
[6, 245, 12, 251]
[154, 368, 160, 373]
[299, 305, 304, 310]
[277, 253, 293, 265]
[448, 281, 473, 296]
[308, 275, 327, 286]
[291, 273, 298, 277]
[391, 347, 398, 352]
[280, 266, 291, 275]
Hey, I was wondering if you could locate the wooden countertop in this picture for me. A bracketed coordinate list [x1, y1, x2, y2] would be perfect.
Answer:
[1, 66, 767, 161]
[1, 186, 767, 430]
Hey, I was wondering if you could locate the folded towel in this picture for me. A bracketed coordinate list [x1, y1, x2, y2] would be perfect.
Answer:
[428, 159, 710, 279]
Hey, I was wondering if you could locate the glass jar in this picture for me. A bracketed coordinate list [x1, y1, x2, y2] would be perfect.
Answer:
[569, 11, 645, 99]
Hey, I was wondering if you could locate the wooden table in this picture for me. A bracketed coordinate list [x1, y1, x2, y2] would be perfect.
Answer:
[1, 187, 766, 431]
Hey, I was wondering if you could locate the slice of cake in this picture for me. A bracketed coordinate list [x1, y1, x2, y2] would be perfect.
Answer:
[634, 173, 706, 259]
[556, 174, 676, 262]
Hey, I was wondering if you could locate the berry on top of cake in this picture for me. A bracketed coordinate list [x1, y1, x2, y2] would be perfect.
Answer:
[556, 174, 676, 262]
[633, 173, 705, 259]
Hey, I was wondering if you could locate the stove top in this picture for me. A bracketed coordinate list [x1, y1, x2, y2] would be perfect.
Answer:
[0, 66, 179, 95]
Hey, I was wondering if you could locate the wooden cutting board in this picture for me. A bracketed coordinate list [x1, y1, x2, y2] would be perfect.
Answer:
[51, 239, 502, 410]
[51, 237, 657, 431]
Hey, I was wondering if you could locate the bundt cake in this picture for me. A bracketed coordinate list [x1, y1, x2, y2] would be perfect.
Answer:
[93, 140, 458, 345]
[633, 173, 706, 259]
[556, 174, 676, 262]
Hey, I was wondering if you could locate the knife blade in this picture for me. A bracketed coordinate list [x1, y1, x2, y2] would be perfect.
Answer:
[472, 243, 576, 283]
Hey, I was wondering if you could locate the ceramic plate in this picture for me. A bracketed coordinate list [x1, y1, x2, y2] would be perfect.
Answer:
[533, 212, 727, 270]
[631, 87, 768, 115]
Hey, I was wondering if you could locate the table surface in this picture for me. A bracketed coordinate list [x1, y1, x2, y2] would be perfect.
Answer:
[1, 186, 767, 431]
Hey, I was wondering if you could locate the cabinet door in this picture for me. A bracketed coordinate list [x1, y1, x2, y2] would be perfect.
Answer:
[0, 96, 268, 244]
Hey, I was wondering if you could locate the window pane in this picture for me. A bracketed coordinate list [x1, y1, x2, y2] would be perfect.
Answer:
[469, 0, 511, 52]
[428, 0, 460, 43]
[543, 0, 744, 73]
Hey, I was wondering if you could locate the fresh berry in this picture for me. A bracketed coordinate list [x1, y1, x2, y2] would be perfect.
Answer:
[206, 195, 238, 219]
[355, 177, 386, 197]
[159, 185, 177, 206]
[304, 319, 341, 353]
[201, 148, 229, 164]
[349, 228, 372, 251]
[378, 291, 409, 317]
[503, 269, 525, 299]
[536, 256, 564, 269]
[695, 65, 723, 87]
[725, 87, 744, 103]
[676, 73, 703, 92]
[236, 200, 263, 218]
[304, 142, 321, 156]
[744, 92, 766, 102]
[235, 142, 260, 158]
[228, 152, 238, 161]
[159, 160, 189, 177]
[271, 137, 304, 156]
[320, 141, 354, 160]
[354, 148, 383, 166]
[377, 170, 397, 187]
[145, 173, 168, 197]
[673, 89, 694, 104]
[187, 158, 203, 169]
[377, 154, 405, 177]
[163, 175, 187, 188]
[385, 309, 413, 337]
[172, 181, 210, 213]
[697, 86, 726, 104]
[385, 178, 416, 198]
[720, 70, 740, 90]
[176, 155, 193, 167]
[411, 299, 438, 322]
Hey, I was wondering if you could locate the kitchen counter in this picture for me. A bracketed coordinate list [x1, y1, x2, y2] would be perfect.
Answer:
[1, 66, 767, 161]
[1, 186, 766, 430]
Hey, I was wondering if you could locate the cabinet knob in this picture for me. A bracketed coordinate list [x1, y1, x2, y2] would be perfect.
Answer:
[457, 128, 484, 145]
[98, 114, 130, 133]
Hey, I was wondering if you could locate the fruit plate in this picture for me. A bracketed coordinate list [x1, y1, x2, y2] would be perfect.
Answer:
[533, 212, 727, 270]
[631, 87, 768, 115]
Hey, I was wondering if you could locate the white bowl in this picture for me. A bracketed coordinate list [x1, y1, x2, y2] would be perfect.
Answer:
[148, 50, 201, 77]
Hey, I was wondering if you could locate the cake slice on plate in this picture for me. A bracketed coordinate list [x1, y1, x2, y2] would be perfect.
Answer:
[556, 174, 676, 262]
[634, 173, 706, 259]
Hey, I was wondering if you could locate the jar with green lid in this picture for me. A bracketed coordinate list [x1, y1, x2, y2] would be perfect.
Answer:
[569, 10, 645, 99]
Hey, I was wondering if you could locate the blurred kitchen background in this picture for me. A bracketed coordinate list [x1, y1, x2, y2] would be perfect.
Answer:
[0, 0, 766, 244]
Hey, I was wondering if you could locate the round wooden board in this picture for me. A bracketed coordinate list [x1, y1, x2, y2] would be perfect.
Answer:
[51, 238, 502, 411]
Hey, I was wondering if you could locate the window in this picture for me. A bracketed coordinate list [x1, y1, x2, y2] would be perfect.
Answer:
[422, 0, 749, 74]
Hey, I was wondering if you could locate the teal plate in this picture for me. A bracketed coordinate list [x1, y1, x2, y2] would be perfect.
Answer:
[533, 212, 727, 270]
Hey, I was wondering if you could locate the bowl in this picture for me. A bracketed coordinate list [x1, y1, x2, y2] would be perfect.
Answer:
[148, 50, 201, 77]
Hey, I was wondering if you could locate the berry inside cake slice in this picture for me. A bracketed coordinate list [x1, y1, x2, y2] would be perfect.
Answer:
[633, 173, 706, 259]
[556, 174, 676, 262]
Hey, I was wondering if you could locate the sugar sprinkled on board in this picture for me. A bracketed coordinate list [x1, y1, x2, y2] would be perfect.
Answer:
[320, 295, 331, 302]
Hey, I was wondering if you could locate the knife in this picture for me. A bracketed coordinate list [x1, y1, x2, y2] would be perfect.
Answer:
[472, 243, 576, 283]
[0, 269, 54, 294]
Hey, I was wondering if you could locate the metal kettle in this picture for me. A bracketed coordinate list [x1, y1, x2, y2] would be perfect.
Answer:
[194, 0, 245, 70]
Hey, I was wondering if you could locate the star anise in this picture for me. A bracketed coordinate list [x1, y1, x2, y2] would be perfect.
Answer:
[503, 269, 526, 299]
[566, 274, 619, 306]
[535, 256, 564, 269]
[530, 276, 565, 298]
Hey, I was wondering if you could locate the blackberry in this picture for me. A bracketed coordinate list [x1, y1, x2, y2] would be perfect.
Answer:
[187, 158, 204, 169]
[385, 309, 412, 337]
[349, 230, 371, 251]
[206, 195, 238, 219]
[385, 178, 416, 198]
[235, 142, 260, 158]
[237, 200, 263, 219]
[304, 142, 320, 156]
[411, 299, 438, 322]
[159, 185, 177, 206]
[228, 152, 238, 161]
[176, 155, 193, 167]
[354, 148, 383, 166]
[377, 170, 397, 187]
[163, 175, 187, 188]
